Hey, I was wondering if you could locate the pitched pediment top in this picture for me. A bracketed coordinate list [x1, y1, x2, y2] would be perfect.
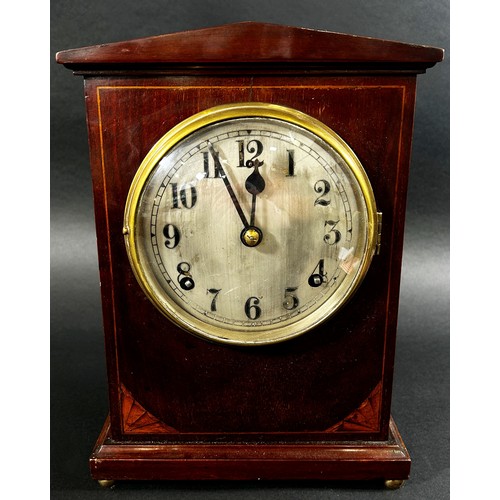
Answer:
[56, 22, 443, 68]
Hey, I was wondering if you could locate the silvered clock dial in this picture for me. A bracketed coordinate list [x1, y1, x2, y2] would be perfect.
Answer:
[124, 103, 379, 345]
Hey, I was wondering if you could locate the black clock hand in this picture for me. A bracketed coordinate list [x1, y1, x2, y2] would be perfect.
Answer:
[245, 160, 265, 227]
[207, 142, 250, 229]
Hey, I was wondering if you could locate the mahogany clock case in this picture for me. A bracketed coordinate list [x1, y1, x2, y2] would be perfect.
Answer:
[51, 1, 450, 498]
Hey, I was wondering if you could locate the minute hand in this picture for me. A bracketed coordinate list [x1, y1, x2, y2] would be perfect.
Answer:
[207, 142, 250, 229]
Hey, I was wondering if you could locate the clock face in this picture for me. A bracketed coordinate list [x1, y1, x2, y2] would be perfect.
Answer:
[124, 103, 378, 345]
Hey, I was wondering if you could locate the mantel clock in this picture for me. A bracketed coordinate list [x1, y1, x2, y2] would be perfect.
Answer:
[56, 22, 443, 487]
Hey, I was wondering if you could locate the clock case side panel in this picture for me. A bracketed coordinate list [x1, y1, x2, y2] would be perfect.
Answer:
[374, 80, 417, 431]
[82, 77, 123, 437]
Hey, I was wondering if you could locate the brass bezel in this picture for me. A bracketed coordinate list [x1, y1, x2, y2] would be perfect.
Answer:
[123, 102, 378, 345]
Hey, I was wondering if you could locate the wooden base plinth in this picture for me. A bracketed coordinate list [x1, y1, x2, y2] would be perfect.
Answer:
[90, 416, 410, 483]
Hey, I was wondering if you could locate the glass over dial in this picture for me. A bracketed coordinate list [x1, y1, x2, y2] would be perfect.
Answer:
[124, 103, 378, 345]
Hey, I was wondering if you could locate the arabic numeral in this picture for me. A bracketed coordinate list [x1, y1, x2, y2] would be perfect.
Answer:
[202, 151, 222, 178]
[237, 139, 264, 168]
[163, 224, 180, 249]
[308, 259, 327, 287]
[283, 287, 299, 310]
[177, 261, 195, 290]
[171, 183, 197, 209]
[324, 220, 341, 245]
[313, 179, 331, 206]
[207, 288, 222, 312]
[286, 150, 295, 177]
[244, 296, 261, 320]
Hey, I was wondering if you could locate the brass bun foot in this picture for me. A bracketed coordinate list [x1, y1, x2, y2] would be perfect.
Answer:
[384, 479, 405, 489]
[97, 479, 115, 488]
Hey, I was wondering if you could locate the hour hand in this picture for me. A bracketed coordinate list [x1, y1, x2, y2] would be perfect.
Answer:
[245, 162, 266, 227]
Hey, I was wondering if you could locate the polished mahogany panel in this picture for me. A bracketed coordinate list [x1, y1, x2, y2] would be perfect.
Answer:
[83, 75, 416, 442]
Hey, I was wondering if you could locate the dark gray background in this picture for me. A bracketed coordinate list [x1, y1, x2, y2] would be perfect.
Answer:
[51, 1, 449, 498]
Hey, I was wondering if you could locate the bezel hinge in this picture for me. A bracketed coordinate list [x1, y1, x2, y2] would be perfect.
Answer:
[376, 212, 383, 255]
